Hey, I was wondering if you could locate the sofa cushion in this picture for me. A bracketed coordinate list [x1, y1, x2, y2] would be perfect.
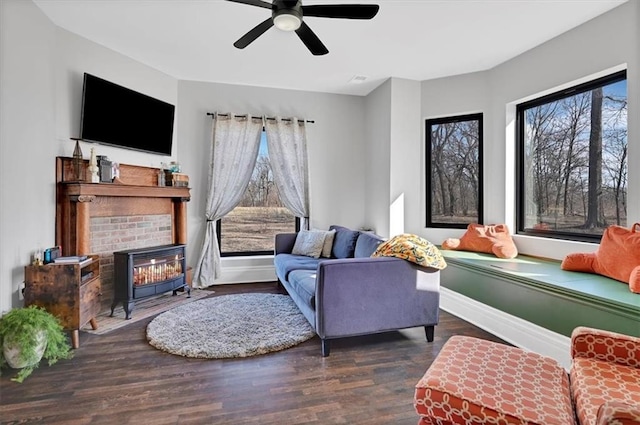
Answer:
[329, 225, 360, 259]
[287, 269, 317, 310]
[571, 357, 640, 425]
[274, 253, 320, 282]
[292, 230, 326, 258]
[354, 232, 384, 258]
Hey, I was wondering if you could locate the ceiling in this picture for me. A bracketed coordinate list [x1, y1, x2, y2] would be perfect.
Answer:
[34, 0, 627, 96]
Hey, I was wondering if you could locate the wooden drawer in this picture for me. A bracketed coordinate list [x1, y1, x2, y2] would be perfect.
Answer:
[80, 277, 101, 328]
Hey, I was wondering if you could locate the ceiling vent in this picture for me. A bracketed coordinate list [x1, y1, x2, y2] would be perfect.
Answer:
[349, 75, 368, 84]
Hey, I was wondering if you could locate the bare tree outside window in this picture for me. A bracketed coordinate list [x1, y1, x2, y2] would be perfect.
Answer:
[426, 113, 483, 228]
[517, 71, 627, 240]
[219, 132, 297, 255]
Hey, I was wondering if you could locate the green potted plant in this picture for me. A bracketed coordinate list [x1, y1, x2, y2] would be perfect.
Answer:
[0, 305, 73, 382]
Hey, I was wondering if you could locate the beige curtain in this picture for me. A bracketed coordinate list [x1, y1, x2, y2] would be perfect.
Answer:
[193, 113, 263, 287]
[264, 117, 310, 230]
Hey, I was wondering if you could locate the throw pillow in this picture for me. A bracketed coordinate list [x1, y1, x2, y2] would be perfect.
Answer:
[372, 234, 447, 270]
[354, 232, 384, 258]
[291, 230, 326, 259]
[319, 229, 336, 258]
[329, 225, 360, 259]
[441, 223, 518, 259]
[561, 223, 640, 293]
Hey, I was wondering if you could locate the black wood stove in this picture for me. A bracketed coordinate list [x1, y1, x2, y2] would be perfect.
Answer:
[111, 244, 190, 319]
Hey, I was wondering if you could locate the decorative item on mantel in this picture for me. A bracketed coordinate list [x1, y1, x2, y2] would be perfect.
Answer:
[157, 163, 166, 187]
[163, 161, 189, 187]
[70, 138, 85, 182]
[88, 148, 99, 183]
[97, 155, 112, 183]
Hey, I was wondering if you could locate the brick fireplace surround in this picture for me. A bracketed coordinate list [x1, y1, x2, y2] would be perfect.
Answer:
[55, 157, 190, 310]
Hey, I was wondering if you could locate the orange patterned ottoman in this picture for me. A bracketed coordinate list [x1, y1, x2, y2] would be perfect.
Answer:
[414, 336, 575, 425]
[570, 327, 640, 425]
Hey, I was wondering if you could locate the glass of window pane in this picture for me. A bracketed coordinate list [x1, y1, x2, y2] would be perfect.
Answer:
[518, 72, 627, 240]
[425, 113, 483, 228]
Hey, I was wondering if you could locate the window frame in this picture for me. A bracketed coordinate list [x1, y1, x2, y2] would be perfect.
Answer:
[425, 112, 484, 229]
[515, 70, 627, 242]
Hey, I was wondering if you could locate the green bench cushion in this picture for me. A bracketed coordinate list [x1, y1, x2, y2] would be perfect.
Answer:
[440, 249, 640, 337]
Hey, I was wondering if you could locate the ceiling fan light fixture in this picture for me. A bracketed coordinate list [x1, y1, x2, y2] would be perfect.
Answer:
[273, 12, 301, 31]
[227, 0, 380, 55]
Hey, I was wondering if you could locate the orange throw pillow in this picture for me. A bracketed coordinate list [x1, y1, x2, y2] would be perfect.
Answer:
[441, 223, 518, 259]
[561, 223, 640, 294]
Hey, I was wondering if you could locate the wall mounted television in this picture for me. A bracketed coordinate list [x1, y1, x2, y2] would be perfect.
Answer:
[80, 73, 175, 156]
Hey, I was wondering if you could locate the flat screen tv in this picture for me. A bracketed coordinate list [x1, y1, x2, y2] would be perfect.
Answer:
[80, 73, 175, 156]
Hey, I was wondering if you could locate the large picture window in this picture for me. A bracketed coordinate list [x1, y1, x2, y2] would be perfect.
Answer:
[425, 113, 483, 228]
[218, 131, 298, 256]
[517, 71, 627, 241]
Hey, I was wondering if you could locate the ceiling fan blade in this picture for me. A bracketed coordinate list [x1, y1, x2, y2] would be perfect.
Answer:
[295, 22, 328, 56]
[302, 4, 379, 19]
[233, 18, 274, 49]
[226, 0, 273, 10]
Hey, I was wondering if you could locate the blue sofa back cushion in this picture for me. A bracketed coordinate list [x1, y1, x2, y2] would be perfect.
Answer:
[329, 225, 360, 259]
[354, 232, 385, 258]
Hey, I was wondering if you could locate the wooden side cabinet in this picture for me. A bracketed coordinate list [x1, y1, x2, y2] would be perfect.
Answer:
[24, 256, 101, 348]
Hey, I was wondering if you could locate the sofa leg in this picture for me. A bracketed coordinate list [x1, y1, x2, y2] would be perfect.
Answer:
[425, 325, 435, 342]
[321, 339, 330, 357]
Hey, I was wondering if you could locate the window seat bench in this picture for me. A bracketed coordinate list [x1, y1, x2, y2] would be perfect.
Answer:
[439, 250, 639, 338]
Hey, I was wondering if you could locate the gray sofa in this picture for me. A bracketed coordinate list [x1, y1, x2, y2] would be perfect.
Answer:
[274, 225, 441, 356]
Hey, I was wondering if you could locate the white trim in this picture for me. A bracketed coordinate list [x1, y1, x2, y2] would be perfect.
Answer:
[216, 264, 276, 285]
[440, 287, 572, 370]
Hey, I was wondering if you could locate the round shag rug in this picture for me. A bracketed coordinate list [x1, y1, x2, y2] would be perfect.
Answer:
[146, 293, 316, 358]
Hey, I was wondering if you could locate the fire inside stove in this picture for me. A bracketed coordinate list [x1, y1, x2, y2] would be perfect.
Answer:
[133, 255, 182, 286]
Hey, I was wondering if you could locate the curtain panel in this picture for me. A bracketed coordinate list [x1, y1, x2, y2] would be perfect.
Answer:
[192, 113, 263, 287]
[265, 117, 310, 230]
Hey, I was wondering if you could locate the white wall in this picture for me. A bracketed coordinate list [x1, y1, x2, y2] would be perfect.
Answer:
[363, 79, 392, 236]
[53, 28, 178, 167]
[389, 78, 423, 237]
[415, 2, 638, 260]
[363, 77, 422, 238]
[0, 0, 57, 313]
[176, 80, 367, 283]
[0, 1, 179, 313]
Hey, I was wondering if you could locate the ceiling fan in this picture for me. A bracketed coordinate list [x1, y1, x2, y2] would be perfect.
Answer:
[226, 0, 380, 56]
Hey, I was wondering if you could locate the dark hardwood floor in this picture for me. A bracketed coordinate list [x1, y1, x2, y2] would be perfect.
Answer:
[0, 282, 505, 425]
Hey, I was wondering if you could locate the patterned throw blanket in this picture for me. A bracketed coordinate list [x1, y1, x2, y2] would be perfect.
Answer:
[372, 233, 447, 270]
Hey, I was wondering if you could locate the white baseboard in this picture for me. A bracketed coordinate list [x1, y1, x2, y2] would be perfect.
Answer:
[440, 287, 571, 370]
[216, 264, 276, 285]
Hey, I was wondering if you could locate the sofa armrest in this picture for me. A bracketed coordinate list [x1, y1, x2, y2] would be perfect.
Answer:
[315, 256, 440, 339]
[275, 233, 298, 255]
[571, 326, 640, 369]
[596, 401, 640, 425]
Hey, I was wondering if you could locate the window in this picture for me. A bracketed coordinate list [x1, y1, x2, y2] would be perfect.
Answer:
[517, 71, 627, 241]
[425, 113, 483, 228]
[218, 131, 298, 256]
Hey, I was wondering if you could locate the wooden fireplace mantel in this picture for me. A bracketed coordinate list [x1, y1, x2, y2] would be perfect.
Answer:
[62, 182, 190, 200]
[55, 157, 190, 256]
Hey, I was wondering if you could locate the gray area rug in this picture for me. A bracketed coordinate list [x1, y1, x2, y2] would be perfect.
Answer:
[146, 293, 316, 358]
